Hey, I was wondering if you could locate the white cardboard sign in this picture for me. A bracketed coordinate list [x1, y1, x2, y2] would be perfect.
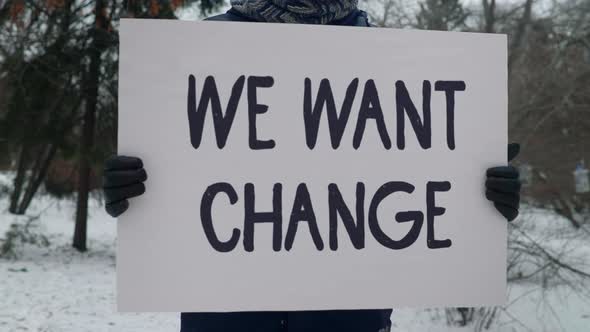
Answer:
[117, 19, 507, 312]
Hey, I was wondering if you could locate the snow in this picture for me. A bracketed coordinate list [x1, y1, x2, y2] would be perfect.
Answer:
[0, 196, 180, 331]
[1, 172, 589, 331]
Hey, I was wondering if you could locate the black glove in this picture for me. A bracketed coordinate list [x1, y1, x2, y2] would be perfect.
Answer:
[485, 143, 521, 222]
[103, 156, 147, 217]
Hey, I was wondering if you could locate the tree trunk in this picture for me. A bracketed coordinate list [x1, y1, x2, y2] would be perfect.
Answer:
[508, 0, 533, 69]
[17, 144, 57, 214]
[15, 145, 44, 212]
[9, 145, 29, 215]
[482, 0, 496, 33]
[73, 0, 107, 252]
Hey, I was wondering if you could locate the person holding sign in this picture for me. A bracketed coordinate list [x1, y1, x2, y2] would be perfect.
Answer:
[106, 1, 521, 331]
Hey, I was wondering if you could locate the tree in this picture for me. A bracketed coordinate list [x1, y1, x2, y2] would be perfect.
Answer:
[0, 0, 225, 252]
[73, 0, 110, 251]
[415, 0, 469, 31]
[71, 0, 224, 251]
[0, 0, 85, 215]
[362, 0, 414, 28]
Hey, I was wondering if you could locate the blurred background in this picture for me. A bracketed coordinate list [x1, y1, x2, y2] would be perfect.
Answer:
[0, 0, 588, 331]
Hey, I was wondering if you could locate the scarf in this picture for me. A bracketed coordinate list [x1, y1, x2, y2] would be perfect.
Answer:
[230, 0, 359, 24]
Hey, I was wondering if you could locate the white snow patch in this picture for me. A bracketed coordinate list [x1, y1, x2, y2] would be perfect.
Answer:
[0, 184, 179, 331]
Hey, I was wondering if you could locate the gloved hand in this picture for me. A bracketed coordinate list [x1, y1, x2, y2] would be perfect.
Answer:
[103, 156, 147, 217]
[485, 143, 521, 222]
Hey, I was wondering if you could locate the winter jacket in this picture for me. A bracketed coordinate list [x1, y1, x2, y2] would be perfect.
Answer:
[180, 8, 392, 332]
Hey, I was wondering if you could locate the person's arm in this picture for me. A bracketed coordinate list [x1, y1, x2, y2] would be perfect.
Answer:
[485, 143, 521, 221]
[103, 156, 147, 217]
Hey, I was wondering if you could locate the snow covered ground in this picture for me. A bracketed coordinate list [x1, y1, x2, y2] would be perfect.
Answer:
[1, 173, 589, 331]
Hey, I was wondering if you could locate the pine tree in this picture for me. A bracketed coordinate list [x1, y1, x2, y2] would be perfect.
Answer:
[415, 0, 469, 31]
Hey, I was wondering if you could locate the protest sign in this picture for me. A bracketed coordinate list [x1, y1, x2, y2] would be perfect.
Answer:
[117, 19, 507, 312]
